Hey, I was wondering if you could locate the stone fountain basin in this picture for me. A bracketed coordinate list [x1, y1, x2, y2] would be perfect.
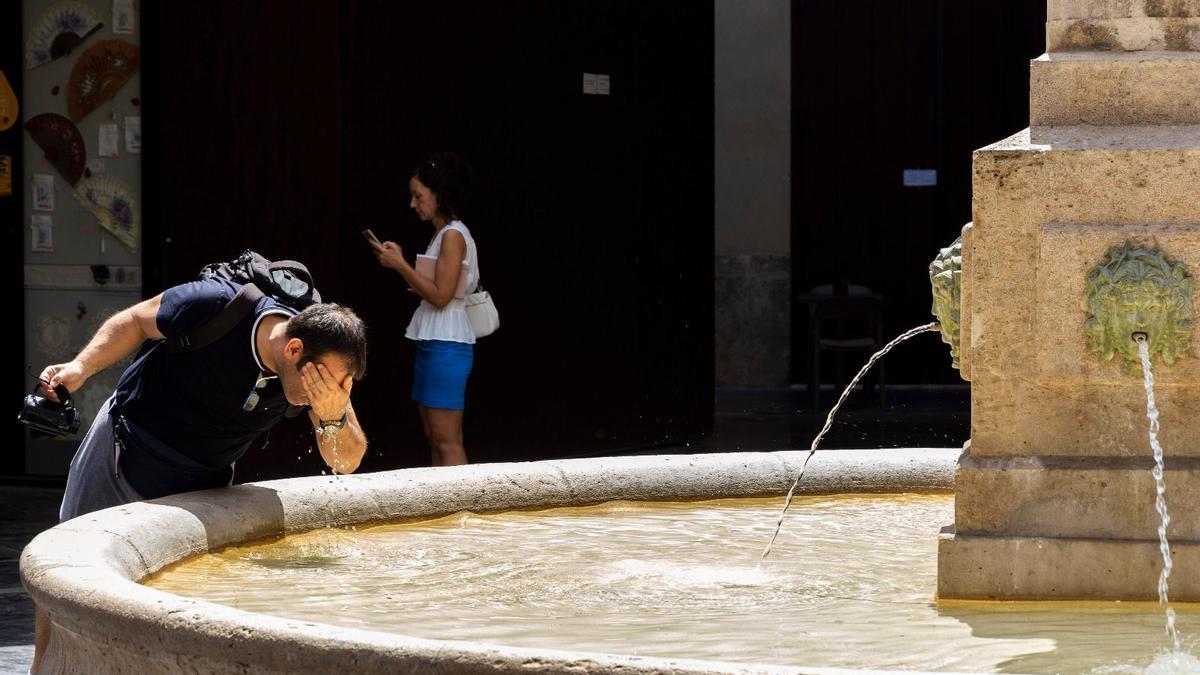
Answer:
[21, 449, 956, 675]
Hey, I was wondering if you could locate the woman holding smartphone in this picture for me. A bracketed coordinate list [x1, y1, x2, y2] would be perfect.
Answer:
[368, 153, 479, 466]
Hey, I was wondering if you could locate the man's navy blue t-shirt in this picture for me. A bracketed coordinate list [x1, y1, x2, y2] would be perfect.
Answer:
[112, 278, 298, 498]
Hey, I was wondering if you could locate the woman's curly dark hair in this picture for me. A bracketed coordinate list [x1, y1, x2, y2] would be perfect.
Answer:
[413, 152, 472, 221]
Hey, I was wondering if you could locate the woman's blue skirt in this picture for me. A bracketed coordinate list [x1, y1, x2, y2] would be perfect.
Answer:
[411, 339, 474, 410]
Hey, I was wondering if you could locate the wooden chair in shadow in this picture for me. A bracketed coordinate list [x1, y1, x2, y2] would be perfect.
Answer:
[801, 283, 885, 410]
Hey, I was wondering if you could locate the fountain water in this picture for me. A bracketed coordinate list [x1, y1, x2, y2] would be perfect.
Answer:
[759, 321, 940, 563]
[1136, 334, 1181, 653]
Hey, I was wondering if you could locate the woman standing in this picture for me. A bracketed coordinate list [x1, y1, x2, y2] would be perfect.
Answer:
[370, 153, 478, 465]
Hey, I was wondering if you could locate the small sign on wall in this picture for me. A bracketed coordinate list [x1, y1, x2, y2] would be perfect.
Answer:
[582, 73, 611, 96]
[903, 169, 937, 187]
[31, 215, 53, 252]
[125, 117, 141, 154]
[33, 174, 55, 211]
[99, 124, 119, 158]
[113, 0, 136, 34]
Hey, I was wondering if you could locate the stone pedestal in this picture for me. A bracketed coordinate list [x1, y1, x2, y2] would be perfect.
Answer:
[938, 0, 1200, 600]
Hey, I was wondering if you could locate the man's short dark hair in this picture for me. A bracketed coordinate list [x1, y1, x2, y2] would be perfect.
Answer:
[286, 303, 368, 380]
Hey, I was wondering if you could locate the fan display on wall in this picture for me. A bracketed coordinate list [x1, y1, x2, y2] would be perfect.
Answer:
[67, 39, 139, 122]
[74, 177, 140, 252]
[25, 1, 104, 70]
[25, 113, 86, 186]
[0, 70, 17, 131]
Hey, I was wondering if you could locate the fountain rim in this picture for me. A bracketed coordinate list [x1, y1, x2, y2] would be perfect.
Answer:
[22, 448, 960, 675]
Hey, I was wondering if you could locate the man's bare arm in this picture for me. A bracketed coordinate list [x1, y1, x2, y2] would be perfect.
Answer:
[39, 295, 165, 400]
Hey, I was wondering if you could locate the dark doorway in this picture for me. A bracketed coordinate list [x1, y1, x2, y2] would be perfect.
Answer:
[791, 1, 1046, 386]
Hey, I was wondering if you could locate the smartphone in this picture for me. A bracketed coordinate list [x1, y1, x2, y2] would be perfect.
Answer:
[361, 229, 380, 245]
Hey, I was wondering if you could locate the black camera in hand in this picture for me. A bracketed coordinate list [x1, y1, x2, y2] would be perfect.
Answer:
[18, 382, 81, 437]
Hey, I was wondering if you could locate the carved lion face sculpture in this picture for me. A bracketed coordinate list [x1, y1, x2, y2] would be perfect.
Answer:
[1085, 243, 1193, 372]
[929, 236, 962, 370]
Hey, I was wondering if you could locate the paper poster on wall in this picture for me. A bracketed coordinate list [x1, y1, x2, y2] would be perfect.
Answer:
[32, 174, 55, 211]
[124, 116, 141, 154]
[113, 0, 136, 34]
[31, 215, 54, 252]
[0, 155, 11, 197]
[98, 124, 119, 157]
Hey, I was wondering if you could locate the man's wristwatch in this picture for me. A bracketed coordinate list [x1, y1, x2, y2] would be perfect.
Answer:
[319, 412, 348, 433]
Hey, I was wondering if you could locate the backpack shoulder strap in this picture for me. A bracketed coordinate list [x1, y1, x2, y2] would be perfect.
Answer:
[164, 283, 266, 354]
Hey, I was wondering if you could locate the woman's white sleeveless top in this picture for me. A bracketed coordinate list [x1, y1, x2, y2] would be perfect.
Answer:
[405, 221, 480, 344]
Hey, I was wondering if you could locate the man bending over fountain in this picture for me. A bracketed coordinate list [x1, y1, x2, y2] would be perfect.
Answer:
[29, 275, 370, 673]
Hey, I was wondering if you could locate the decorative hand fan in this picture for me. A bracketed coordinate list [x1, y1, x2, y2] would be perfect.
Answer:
[67, 40, 139, 122]
[25, 113, 86, 186]
[25, 2, 103, 70]
[74, 177, 140, 252]
[0, 71, 17, 131]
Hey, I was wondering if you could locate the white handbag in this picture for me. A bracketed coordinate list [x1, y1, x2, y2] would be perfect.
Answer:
[465, 283, 499, 338]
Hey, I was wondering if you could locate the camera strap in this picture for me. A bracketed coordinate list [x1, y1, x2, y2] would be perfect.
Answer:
[28, 380, 72, 405]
